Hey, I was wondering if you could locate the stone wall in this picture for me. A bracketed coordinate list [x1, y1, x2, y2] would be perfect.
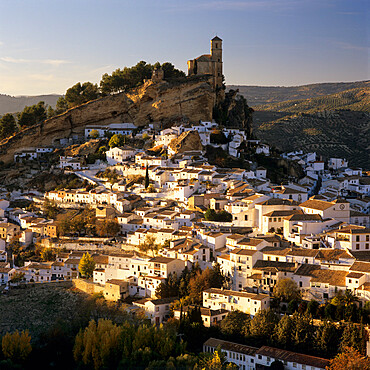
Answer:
[73, 278, 104, 295]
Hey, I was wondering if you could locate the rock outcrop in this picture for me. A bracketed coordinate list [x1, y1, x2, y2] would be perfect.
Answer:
[0, 75, 215, 164]
[168, 130, 203, 154]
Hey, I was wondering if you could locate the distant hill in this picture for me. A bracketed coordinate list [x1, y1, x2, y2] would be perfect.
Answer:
[0, 94, 62, 116]
[255, 86, 370, 113]
[232, 81, 370, 169]
[227, 81, 369, 106]
[253, 110, 370, 169]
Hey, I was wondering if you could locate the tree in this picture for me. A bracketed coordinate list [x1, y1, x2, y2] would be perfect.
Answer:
[41, 247, 56, 262]
[249, 309, 278, 344]
[43, 199, 59, 219]
[204, 208, 232, 222]
[17, 101, 47, 127]
[290, 312, 315, 352]
[65, 82, 99, 108]
[275, 314, 293, 348]
[273, 278, 300, 302]
[327, 346, 370, 369]
[306, 299, 319, 317]
[220, 310, 251, 338]
[55, 96, 69, 114]
[2, 330, 32, 362]
[73, 319, 122, 370]
[0, 113, 17, 139]
[145, 165, 149, 189]
[89, 129, 99, 139]
[139, 235, 159, 256]
[79, 252, 96, 278]
[95, 219, 120, 237]
[108, 133, 126, 148]
[270, 360, 284, 370]
[9, 272, 25, 285]
[316, 320, 340, 357]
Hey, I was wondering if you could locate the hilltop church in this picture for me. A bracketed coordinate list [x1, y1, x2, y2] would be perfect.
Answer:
[187, 36, 223, 89]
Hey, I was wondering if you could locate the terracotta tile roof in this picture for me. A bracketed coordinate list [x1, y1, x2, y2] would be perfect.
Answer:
[204, 338, 258, 356]
[294, 264, 321, 276]
[310, 269, 347, 286]
[261, 247, 291, 256]
[288, 248, 319, 257]
[350, 261, 370, 273]
[256, 346, 330, 368]
[315, 249, 354, 261]
[231, 248, 258, 256]
[204, 287, 269, 301]
[149, 256, 176, 264]
[284, 213, 322, 221]
[346, 272, 364, 279]
[299, 199, 333, 210]
[253, 260, 296, 272]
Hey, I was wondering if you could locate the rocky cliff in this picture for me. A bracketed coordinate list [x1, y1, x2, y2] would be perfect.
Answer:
[168, 130, 203, 154]
[0, 75, 216, 164]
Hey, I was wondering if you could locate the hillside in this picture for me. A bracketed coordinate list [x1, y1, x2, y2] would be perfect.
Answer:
[0, 76, 217, 164]
[255, 86, 370, 113]
[253, 110, 370, 169]
[0, 94, 61, 116]
[227, 80, 369, 106]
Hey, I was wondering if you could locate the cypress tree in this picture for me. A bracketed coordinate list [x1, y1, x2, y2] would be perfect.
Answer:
[145, 165, 149, 188]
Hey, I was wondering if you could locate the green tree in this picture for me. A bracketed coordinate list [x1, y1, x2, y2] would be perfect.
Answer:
[139, 235, 159, 256]
[316, 320, 341, 357]
[10, 272, 25, 285]
[145, 165, 150, 189]
[17, 101, 47, 127]
[275, 314, 293, 349]
[43, 199, 59, 219]
[55, 96, 69, 114]
[73, 319, 122, 370]
[65, 82, 99, 108]
[41, 248, 56, 262]
[2, 330, 32, 362]
[89, 129, 99, 139]
[108, 133, 126, 148]
[79, 252, 96, 278]
[249, 309, 278, 344]
[273, 278, 300, 302]
[306, 299, 319, 317]
[220, 310, 251, 338]
[290, 312, 315, 352]
[204, 208, 232, 222]
[0, 113, 17, 139]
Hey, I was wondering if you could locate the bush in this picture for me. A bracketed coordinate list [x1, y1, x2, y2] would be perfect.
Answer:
[204, 209, 232, 222]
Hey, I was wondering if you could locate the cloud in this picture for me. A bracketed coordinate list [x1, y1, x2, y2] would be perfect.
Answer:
[165, 0, 310, 12]
[335, 42, 369, 52]
[0, 57, 70, 66]
[29, 74, 56, 81]
[337, 11, 361, 15]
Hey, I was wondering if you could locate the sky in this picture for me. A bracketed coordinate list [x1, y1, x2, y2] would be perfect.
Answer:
[0, 0, 368, 96]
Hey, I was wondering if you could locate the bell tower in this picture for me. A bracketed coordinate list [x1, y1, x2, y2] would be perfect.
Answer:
[210, 36, 223, 88]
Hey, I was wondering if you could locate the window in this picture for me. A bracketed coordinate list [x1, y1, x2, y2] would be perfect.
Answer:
[366, 243, 369, 250]
[356, 244, 360, 250]
[366, 235, 369, 242]
[244, 215, 248, 221]
[155, 307, 159, 312]
[293, 363, 297, 368]
[349, 279, 352, 283]
[356, 235, 360, 242]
